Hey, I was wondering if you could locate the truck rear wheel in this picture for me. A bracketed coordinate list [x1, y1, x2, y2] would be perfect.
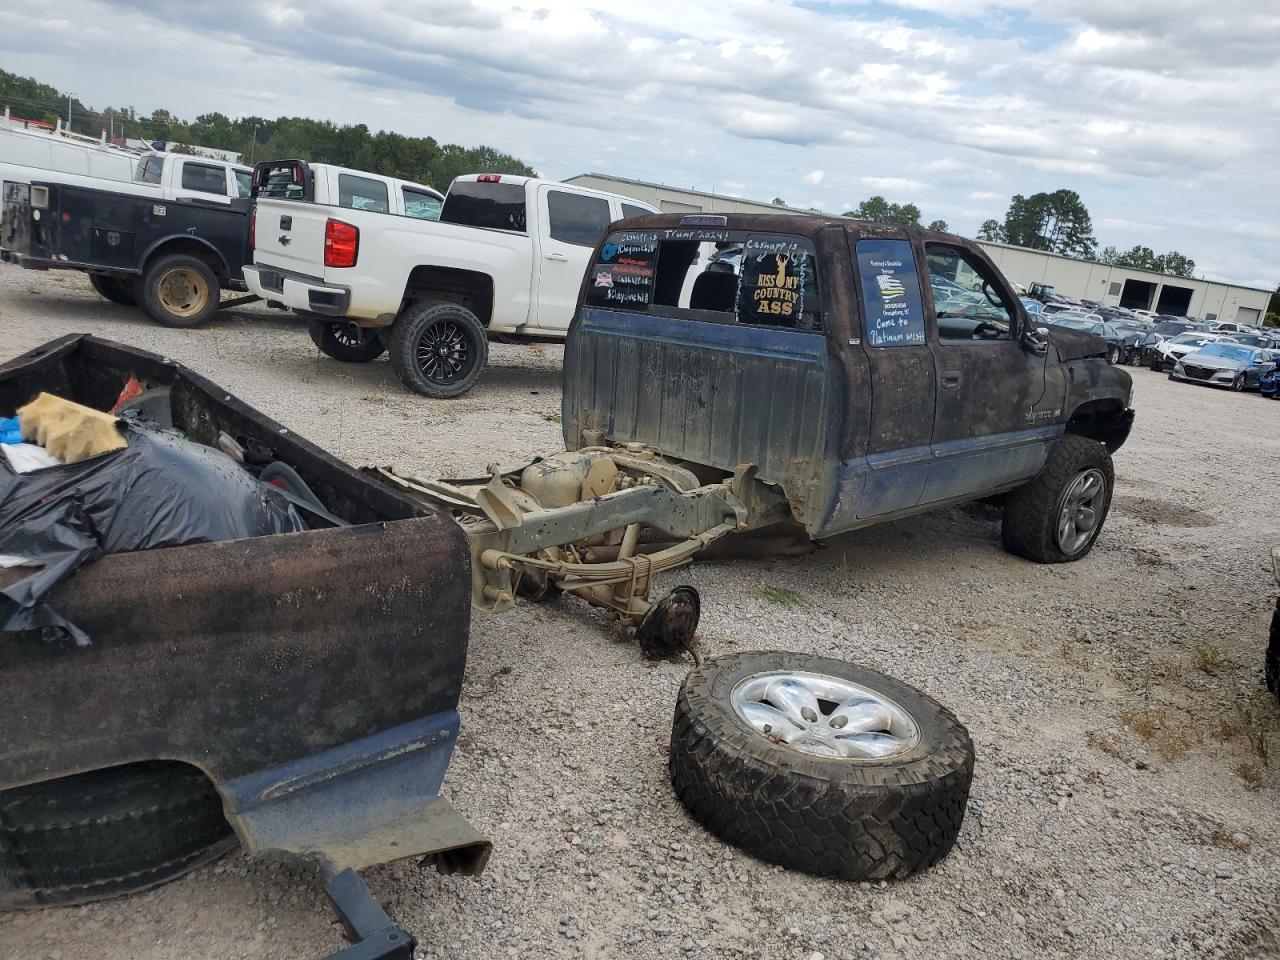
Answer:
[1002, 434, 1114, 563]
[669, 652, 974, 880]
[0, 761, 236, 910]
[88, 273, 138, 307]
[307, 318, 386, 363]
[389, 301, 488, 399]
[139, 253, 220, 328]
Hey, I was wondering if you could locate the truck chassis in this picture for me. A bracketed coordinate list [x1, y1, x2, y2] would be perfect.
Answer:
[380, 444, 794, 655]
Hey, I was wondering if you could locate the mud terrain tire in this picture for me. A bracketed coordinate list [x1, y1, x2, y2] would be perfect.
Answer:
[389, 301, 488, 399]
[0, 761, 236, 910]
[669, 652, 973, 880]
[1002, 434, 1114, 563]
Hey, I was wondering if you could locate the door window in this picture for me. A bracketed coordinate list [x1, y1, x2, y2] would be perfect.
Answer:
[135, 155, 164, 184]
[926, 244, 1016, 341]
[621, 203, 652, 220]
[181, 163, 229, 195]
[233, 170, 252, 198]
[403, 187, 443, 220]
[856, 239, 926, 346]
[338, 174, 389, 213]
[547, 190, 612, 247]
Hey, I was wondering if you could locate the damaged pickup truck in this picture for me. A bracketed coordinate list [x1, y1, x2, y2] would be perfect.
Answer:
[0, 336, 487, 955]
[385, 213, 1136, 653]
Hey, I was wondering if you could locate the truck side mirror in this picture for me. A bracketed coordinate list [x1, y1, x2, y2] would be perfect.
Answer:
[1021, 322, 1049, 356]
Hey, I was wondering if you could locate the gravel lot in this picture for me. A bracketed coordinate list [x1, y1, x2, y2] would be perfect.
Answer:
[1, 269, 1277, 960]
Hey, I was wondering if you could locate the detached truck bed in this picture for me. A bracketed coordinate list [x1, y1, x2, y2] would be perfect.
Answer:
[0, 336, 486, 952]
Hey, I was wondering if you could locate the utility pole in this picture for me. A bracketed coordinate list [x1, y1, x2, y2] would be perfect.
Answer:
[66, 94, 72, 129]
[250, 122, 260, 164]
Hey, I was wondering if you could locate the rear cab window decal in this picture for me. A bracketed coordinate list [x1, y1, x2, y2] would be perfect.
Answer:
[585, 229, 822, 331]
[591, 231, 659, 308]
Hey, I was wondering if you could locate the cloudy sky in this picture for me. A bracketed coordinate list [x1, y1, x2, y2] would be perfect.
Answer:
[2, 0, 1276, 288]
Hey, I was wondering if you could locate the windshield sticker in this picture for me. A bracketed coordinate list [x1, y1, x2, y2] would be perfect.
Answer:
[593, 271, 614, 288]
[857, 239, 925, 346]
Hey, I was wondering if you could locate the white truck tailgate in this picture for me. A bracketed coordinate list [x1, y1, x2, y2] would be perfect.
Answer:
[254, 199, 329, 278]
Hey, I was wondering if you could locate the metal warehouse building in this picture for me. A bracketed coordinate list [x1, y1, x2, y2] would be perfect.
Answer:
[565, 173, 1272, 325]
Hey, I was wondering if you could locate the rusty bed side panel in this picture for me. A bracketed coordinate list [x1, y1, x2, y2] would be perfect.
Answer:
[0, 515, 470, 788]
[565, 310, 831, 492]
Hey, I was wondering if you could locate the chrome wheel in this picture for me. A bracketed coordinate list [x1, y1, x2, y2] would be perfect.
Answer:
[1055, 467, 1106, 555]
[730, 671, 920, 760]
[415, 319, 474, 385]
[1232, 373, 1246, 392]
[155, 267, 209, 320]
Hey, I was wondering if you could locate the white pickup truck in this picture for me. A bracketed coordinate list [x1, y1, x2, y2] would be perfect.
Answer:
[244, 161, 656, 397]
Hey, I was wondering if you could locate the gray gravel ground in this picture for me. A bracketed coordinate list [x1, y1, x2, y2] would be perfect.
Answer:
[1, 269, 1277, 960]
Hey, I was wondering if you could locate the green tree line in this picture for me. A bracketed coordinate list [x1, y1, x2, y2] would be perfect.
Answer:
[975, 190, 1196, 278]
[0, 68, 536, 191]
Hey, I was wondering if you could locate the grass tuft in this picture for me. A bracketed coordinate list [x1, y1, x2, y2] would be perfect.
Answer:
[757, 585, 806, 608]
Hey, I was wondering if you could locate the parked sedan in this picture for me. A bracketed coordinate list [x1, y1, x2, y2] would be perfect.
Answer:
[1144, 327, 1214, 370]
[1048, 316, 1126, 364]
[1170, 342, 1276, 391]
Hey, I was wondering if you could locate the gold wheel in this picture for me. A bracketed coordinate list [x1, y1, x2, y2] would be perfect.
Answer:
[155, 267, 210, 320]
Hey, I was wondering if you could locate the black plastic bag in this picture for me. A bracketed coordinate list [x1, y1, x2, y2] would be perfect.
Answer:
[1, 421, 305, 645]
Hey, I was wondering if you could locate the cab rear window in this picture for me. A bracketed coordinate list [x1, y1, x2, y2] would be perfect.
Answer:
[584, 229, 822, 331]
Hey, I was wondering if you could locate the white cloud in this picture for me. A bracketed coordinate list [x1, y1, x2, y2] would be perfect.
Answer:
[802, 169, 825, 186]
[862, 176, 928, 193]
[2, 0, 1274, 286]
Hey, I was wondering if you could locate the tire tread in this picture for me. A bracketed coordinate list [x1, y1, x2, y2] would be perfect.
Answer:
[669, 653, 974, 881]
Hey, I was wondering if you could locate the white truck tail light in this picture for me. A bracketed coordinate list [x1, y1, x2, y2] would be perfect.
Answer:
[324, 219, 358, 268]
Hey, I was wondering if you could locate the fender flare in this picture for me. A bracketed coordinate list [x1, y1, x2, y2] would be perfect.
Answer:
[137, 234, 230, 278]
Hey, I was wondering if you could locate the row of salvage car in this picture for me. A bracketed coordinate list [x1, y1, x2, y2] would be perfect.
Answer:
[1024, 302, 1279, 395]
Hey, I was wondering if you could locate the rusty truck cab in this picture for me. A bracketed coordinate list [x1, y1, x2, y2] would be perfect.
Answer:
[564, 213, 1130, 538]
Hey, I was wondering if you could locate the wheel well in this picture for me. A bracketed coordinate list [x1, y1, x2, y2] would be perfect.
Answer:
[141, 239, 229, 284]
[402, 266, 494, 326]
[1066, 399, 1132, 453]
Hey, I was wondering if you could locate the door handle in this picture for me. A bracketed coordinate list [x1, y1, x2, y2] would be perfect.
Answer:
[544, 253, 569, 262]
[940, 370, 962, 389]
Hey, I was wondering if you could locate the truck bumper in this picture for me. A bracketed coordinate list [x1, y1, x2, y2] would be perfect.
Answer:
[220, 711, 490, 876]
[244, 264, 351, 317]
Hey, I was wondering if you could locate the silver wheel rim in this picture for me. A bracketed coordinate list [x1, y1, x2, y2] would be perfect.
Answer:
[729, 671, 920, 760]
[1056, 467, 1106, 555]
[416, 320, 472, 384]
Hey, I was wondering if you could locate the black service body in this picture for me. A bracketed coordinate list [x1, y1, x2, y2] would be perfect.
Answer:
[564, 214, 1135, 538]
[0, 179, 250, 288]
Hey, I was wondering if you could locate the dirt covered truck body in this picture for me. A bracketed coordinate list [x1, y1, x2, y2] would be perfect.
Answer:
[389, 213, 1134, 652]
[564, 213, 1134, 537]
[0, 335, 486, 911]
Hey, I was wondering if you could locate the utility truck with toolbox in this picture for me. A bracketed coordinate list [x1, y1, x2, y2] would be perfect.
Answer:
[1, 151, 253, 327]
[244, 161, 656, 398]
